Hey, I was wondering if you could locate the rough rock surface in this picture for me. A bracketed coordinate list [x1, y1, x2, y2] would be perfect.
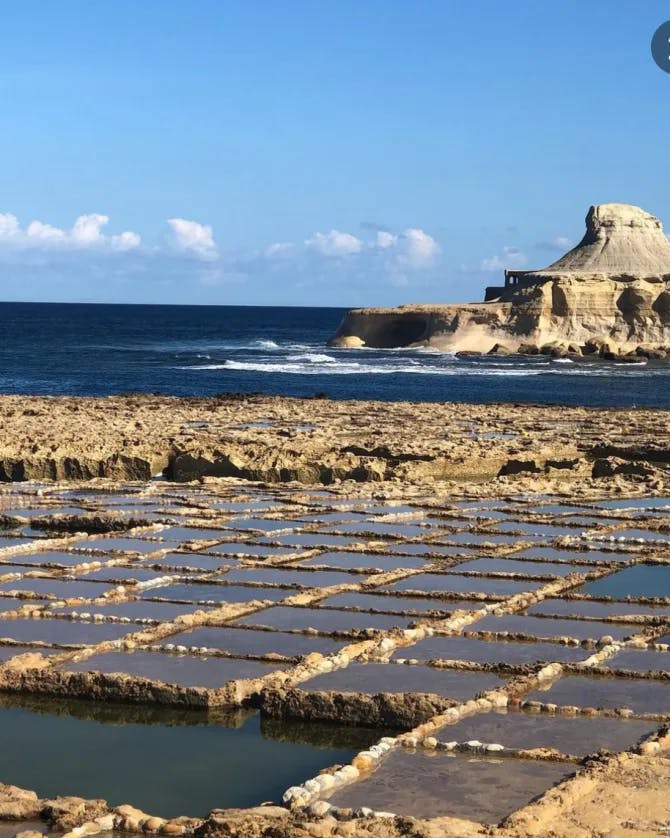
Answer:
[499, 753, 670, 838]
[260, 687, 455, 729]
[0, 785, 41, 820]
[0, 393, 670, 486]
[329, 203, 670, 355]
[41, 796, 108, 830]
[197, 807, 483, 838]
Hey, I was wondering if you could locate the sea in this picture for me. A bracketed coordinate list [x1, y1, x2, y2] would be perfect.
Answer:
[1, 301, 669, 408]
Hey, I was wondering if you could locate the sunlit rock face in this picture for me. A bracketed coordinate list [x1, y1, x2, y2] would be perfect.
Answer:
[541, 203, 670, 276]
[329, 204, 670, 356]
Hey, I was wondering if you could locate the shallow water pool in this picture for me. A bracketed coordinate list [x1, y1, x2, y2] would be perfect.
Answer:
[0, 695, 376, 817]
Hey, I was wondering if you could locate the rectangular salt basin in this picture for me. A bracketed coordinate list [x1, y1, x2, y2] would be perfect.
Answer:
[322, 522, 441, 538]
[3, 551, 95, 568]
[166, 626, 348, 658]
[298, 551, 429, 572]
[0, 579, 113, 600]
[258, 533, 364, 548]
[318, 592, 480, 615]
[220, 567, 359, 588]
[0, 618, 133, 645]
[470, 614, 637, 641]
[227, 519, 295, 533]
[294, 512, 366, 524]
[516, 504, 596, 516]
[326, 750, 574, 822]
[145, 582, 288, 604]
[382, 573, 544, 597]
[70, 537, 167, 554]
[301, 663, 504, 698]
[580, 565, 670, 599]
[210, 500, 281, 512]
[142, 552, 240, 572]
[526, 674, 670, 714]
[441, 532, 530, 546]
[3, 506, 85, 519]
[493, 521, 580, 537]
[560, 516, 614, 528]
[155, 526, 236, 542]
[606, 648, 670, 673]
[51, 600, 200, 623]
[63, 649, 285, 687]
[391, 635, 589, 665]
[203, 542, 299, 557]
[597, 497, 670, 510]
[528, 598, 670, 619]
[511, 547, 631, 564]
[0, 701, 379, 817]
[436, 709, 655, 755]
[356, 505, 421, 516]
[77, 566, 172, 584]
[234, 606, 413, 634]
[385, 543, 471, 557]
[452, 558, 593, 577]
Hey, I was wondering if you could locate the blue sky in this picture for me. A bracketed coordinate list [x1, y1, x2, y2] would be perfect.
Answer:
[0, 0, 669, 306]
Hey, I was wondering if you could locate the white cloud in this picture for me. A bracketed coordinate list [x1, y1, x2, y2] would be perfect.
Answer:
[481, 246, 527, 271]
[167, 218, 218, 261]
[0, 212, 141, 252]
[25, 220, 67, 244]
[305, 229, 364, 256]
[396, 227, 440, 267]
[536, 235, 572, 252]
[265, 241, 294, 258]
[71, 213, 108, 245]
[0, 214, 20, 239]
[376, 230, 398, 249]
[111, 231, 142, 251]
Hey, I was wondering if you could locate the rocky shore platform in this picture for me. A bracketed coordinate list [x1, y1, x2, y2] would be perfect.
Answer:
[0, 395, 667, 835]
[1, 393, 670, 490]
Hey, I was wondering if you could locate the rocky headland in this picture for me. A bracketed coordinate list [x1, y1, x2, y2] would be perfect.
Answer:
[329, 203, 670, 358]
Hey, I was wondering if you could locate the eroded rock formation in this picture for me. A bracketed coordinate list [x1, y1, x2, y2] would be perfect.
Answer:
[329, 203, 670, 356]
[0, 393, 670, 484]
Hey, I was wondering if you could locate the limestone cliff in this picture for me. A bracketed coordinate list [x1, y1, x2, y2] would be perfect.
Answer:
[329, 203, 670, 357]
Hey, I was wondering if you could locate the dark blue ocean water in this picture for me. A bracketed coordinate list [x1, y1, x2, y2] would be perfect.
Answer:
[1, 301, 669, 407]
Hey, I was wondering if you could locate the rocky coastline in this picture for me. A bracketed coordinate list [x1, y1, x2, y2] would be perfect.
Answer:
[0, 393, 670, 488]
[329, 204, 670, 359]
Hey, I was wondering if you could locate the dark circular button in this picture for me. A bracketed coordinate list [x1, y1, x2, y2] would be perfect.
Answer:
[652, 21, 670, 73]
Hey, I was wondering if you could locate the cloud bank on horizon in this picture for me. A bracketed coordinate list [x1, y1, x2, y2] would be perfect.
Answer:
[0, 205, 603, 307]
[0, 212, 141, 253]
[0, 208, 456, 305]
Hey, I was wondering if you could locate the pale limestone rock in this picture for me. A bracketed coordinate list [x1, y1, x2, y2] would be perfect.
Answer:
[329, 203, 670, 354]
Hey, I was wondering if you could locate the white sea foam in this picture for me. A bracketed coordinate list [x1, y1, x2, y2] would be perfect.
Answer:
[171, 352, 661, 377]
[286, 353, 337, 363]
[174, 359, 553, 376]
[177, 364, 229, 370]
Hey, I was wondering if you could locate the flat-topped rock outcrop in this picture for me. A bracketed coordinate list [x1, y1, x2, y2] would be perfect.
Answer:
[329, 203, 670, 357]
[0, 393, 670, 487]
